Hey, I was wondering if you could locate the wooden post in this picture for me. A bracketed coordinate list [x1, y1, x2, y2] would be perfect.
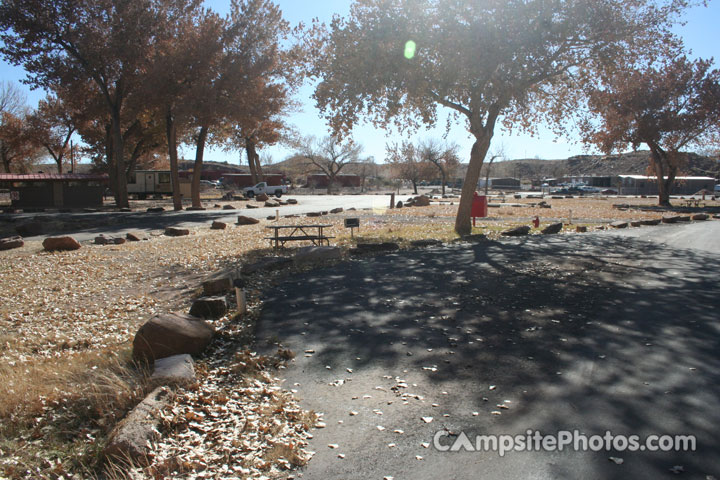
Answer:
[390, 192, 395, 209]
[235, 287, 247, 314]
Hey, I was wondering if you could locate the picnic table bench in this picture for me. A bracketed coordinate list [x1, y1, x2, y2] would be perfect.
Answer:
[265, 224, 334, 248]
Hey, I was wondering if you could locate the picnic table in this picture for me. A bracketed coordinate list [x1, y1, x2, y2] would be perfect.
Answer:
[265, 224, 334, 248]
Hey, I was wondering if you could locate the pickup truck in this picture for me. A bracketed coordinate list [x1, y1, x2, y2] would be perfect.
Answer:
[242, 182, 288, 198]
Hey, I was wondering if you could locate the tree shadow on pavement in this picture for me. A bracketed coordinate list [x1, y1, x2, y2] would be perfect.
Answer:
[258, 233, 720, 479]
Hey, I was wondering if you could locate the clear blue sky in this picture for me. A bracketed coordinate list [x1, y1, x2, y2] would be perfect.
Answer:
[1, 0, 718, 166]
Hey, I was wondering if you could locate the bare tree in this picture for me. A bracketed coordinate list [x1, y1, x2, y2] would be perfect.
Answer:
[483, 145, 505, 195]
[295, 135, 362, 193]
[419, 139, 459, 195]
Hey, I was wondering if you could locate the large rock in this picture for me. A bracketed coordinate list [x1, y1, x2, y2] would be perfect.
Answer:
[411, 239, 442, 248]
[0, 236, 24, 251]
[189, 296, 228, 319]
[222, 204, 236, 210]
[662, 216, 680, 224]
[264, 200, 280, 207]
[256, 193, 269, 202]
[132, 312, 215, 362]
[306, 211, 322, 217]
[350, 242, 399, 255]
[146, 207, 165, 213]
[237, 215, 260, 225]
[151, 354, 195, 386]
[294, 246, 343, 264]
[94, 235, 109, 245]
[330, 207, 344, 214]
[396, 201, 403, 208]
[630, 221, 642, 227]
[15, 222, 44, 237]
[412, 195, 431, 207]
[640, 219, 661, 226]
[104, 386, 170, 464]
[211, 221, 227, 230]
[576, 226, 588, 233]
[246, 204, 259, 209]
[43, 236, 81, 251]
[691, 213, 709, 221]
[541, 222, 563, 234]
[165, 227, 189, 237]
[501, 225, 531, 236]
[202, 277, 233, 296]
[610, 221, 628, 229]
[286, 199, 298, 205]
[242, 256, 292, 274]
[677, 215, 691, 222]
[126, 231, 148, 241]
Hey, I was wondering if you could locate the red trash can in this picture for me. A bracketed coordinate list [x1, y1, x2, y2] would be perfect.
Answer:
[471, 192, 488, 225]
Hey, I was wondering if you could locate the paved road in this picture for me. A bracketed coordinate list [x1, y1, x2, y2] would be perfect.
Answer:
[257, 221, 720, 480]
[0, 194, 416, 241]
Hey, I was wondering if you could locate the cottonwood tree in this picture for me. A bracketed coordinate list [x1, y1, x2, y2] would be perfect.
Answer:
[386, 140, 434, 194]
[312, 0, 689, 235]
[0, 0, 183, 207]
[582, 56, 720, 206]
[0, 80, 34, 172]
[482, 145, 505, 195]
[25, 95, 82, 174]
[295, 135, 362, 193]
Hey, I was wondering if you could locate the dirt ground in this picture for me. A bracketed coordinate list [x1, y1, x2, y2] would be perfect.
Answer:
[1, 194, 718, 478]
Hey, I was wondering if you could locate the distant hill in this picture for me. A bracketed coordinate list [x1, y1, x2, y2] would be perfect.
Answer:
[481, 151, 720, 180]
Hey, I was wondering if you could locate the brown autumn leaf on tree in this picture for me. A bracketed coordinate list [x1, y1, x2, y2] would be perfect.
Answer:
[311, 0, 690, 235]
[582, 56, 720, 206]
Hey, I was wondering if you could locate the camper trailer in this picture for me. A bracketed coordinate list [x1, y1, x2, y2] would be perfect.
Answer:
[127, 170, 191, 199]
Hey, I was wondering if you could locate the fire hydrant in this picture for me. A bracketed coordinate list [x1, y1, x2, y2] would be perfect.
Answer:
[532, 216, 540, 228]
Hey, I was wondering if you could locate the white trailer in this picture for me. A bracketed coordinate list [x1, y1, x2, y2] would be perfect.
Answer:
[127, 170, 190, 199]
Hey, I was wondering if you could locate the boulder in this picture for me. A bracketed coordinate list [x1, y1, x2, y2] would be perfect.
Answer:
[350, 242, 400, 255]
[0, 236, 24, 251]
[132, 312, 214, 362]
[677, 215, 691, 222]
[104, 386, 170, 464]
[211, 221, 227, 230]
[576, 226, 588, 233]
[266, 215, 276, 220]
[541, 222, 563, 235]
[94, 235, 109, 245]
[15, 222, 44, 237]
[460, 234, 488, 242]
[662, 216, 680, 224]
[185, 206, 206, 211]
[165, 227, 190, 237]
[630, 221, 642, 227]
[396, 201, 403, 208]
[413, 195, 431, 207]
[330, 207, 344, 214]
[189, 296, 228, 319]
[126, 232, 147, 241]
[256, 193, 269, 202]
[306, 212, 322, 217]
[293, 246, 342, 264]
[151, 354, 195, 386]
[42, 236, 81, 251]
[640, 219, 661, 226]
[236, 215, 260, 225]
[501, 225, 531, 236]
[222, 205, 236, 210]
[242, 256, 292, 275]
[411, 239, 442, 248]
[691, 213, 709, 221]
[202, 277, 233, 296]
[287, 198, 298, 205]
[264, 200, 280, 207]
[113, 237, 126, 245]
[246, 204, 259, 209]
[610, 221, 628, 229]
[146, 207, 165, 213]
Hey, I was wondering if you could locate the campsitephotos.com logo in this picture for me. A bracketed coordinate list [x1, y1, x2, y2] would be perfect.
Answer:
[433, 430, 696, 457]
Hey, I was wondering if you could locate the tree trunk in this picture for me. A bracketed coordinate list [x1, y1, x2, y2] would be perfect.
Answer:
[104, 124, 118, 198]
[246, 138, 259, 184]
[412, 179, 418, 194]
[649, 147, 672, 207]
[110, 109, 129, 208]
[1, 141, 11, 172]
[441, 170, 446, 195]
[191, 125, 208, 208]
[455, 134, 492, 236]
[165, 108, 182, 211]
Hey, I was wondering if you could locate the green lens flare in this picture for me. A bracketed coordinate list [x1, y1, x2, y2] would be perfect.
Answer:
[404, 40, 416, 59]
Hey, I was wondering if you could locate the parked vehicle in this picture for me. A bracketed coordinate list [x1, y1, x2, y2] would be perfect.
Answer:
[242, 182, 288, 198]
